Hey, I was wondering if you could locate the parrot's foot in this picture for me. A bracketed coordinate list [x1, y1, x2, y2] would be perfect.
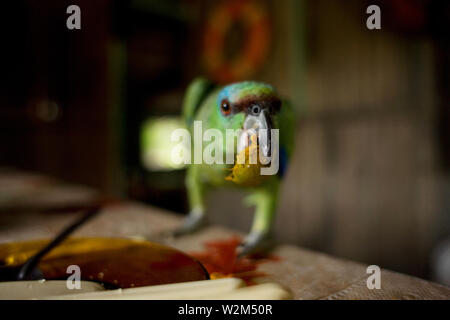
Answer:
[173, 210, 207, 237]
[237, 231, 274, 258]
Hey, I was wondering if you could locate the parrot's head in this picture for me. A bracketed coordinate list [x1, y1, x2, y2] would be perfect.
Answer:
[217, 81, 281, 157]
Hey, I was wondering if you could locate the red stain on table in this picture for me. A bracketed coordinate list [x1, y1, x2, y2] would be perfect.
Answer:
[189, 236, 280, 285]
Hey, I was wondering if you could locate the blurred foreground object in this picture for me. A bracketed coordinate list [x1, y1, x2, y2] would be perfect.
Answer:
[0, 237, 208, 288]
[0, 278, 291, 300]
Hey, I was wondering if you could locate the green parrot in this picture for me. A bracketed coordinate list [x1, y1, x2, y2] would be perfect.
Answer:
[174, 78, 295, 256]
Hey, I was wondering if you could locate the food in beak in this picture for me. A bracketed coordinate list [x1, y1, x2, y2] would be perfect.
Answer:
[226, 134, 269, 187]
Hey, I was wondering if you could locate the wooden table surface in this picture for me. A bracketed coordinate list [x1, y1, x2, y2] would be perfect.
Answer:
[0, 169, 449, 300]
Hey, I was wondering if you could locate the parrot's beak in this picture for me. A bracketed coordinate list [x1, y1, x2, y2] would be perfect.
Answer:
[239, 109, 272, 158]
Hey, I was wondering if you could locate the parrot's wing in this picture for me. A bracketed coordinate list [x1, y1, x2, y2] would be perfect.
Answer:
[182, 77, 215, 126]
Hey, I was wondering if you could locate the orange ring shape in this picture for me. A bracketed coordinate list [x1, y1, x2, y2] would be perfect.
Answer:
[203, 0, 271, 83]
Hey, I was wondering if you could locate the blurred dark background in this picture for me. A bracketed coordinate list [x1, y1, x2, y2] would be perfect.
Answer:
[0, 0, 449, 284]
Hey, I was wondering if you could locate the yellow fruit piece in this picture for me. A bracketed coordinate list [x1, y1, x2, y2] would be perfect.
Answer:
[226, 134, 269, 187]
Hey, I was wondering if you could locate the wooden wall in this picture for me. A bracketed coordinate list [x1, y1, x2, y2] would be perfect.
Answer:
[208, 0, 444, 278]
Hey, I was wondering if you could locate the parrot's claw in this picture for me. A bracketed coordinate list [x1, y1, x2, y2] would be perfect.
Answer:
[173, 211, 207, 237]
[237, 231, 274, 258]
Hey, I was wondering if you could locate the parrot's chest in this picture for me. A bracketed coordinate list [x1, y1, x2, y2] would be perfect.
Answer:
[197, 162, 270, 189]
[198, 163, 235, 187]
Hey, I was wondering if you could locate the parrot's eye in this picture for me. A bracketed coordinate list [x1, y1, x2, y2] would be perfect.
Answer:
[220, 99, 231, 116]
[250, 105, 261, 116]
